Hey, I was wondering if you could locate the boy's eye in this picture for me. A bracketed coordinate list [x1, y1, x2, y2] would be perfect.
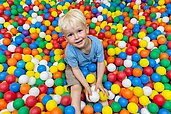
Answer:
[78, 30, 83, 32]
[67, 33, 73, 37]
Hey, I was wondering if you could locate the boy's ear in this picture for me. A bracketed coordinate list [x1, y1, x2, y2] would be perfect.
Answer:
[63, 35, 68, 42]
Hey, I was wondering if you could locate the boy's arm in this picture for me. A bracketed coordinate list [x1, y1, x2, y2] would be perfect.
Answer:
[96, 61, 105, 83]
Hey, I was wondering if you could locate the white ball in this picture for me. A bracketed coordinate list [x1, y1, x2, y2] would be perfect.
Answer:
[92, 17, 97, 23]
[108, 91, 115, 100]
[28, 77, 36, 85]
[107, 63, 116, 72]
[33, 6, 39, 12]
[130, 18, 137, 24]
[45, 65, 50, 72]
[118, 41, 126, 49]
[39, 60, 48, 65]
[45, 78, 54, 87]
[52, 94, 61, 104]
[31, 18, 37, 24]
[22, 94, 31, 102]
[89, 91, 100, 102]
[122, 79, 131, 88]
[29, 87, 40, 97]
[0, 17, 5, 24]
[39, 32, 46, 38]
[31, 58, 39, 65]
[7, 25, 14, 31]
[7, 101, 15, 112]
[143, 36, 150, 42]
[97, 15, 103, 21]
[18, 75, 29, 84]
[135, 0, 141, 5]
[40, 71, 49, 80]
[126, 55, 132, 60]
[48, 72, 52, 78]
[139, 12, 143, 16]
[31, 13, 37, 18]
[81, 101, 86, 111]
[34, 65, 38, 72]
[157, 26, 164, 33]
[114, 95, 121, 102]
[23, 24, 30, 30]
[53, 62, 58, 66]
[143, 86, 152, 96]
[97, 6, 103, 12]
[162, 16, 169, 23]
[91, 85, 100, 93]
[124, 59, 132, 67]
[8, 45, 16, 52]
[141, 107, 150, 114]
[36, 16, 43, 22]
[147, 42, 154, 49]
[156, 12, 161, 19]
[155, 58, 160, 64]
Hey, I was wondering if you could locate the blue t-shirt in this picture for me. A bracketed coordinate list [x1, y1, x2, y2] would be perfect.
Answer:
[64, 35, 104, 68]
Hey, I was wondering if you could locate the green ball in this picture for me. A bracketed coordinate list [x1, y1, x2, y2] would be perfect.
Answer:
[11, 5, 17, 9]
[58, 59, 65, 63]
[116, 6, 121, 11]
[90, 22, 96, 29]
[63, 9, 69, 14]
[150, 51, 160, 59]
[39, 41, 46, 48]
[36, 78, 44, 86]
[107, 44, 115, 50]
[128, 13, 133, 18]
[147, 0, 153, 6]
[0, 54, 7, 63]
[167, 34, 171, 41]
[147, 103, 159, 113]
[13, 98, 25, 110]
[40, 52, 45, 57]
[123, 36, 128, 42]
[11, 9, 18, 15]
[133, 33, 138, 38]
[102, 74, 107, 83]
[124, 7, 130, 12]
[161, 76, 169, 83]
[55, 78, 63, 86]
[50, 57, 55, 63]
[111, 102, 121, 112]
[139, 19, 145, 26]
[153, 48, 161, 53]
[62, 72, 66, 79]
[18, 106, 29, 114]
[21, 42, 28, 48]
[87, 102, 94, 106]
[38, 10, 44, 15]
[118, 66, 125, 71]
[109, 6, 115, 12]
[150, 13, 156, 19]
[160, 59, 170, 68]
[58, 105, 64, 113]
[0, 92, 3, 99]
[17, 8, 24, 13]
[166, 65, 171, 71]
[159, 45, 168, 52]
[85, 0, 90, 3]
[114, 17, 120, 23]
[12, 22, 19, 27]
[147, 27, 154, 33]
[163, 100, 171, 110]
[164, 83, 171, 90]
[110, 28, 116, 35]
[62, 92, 70, 96]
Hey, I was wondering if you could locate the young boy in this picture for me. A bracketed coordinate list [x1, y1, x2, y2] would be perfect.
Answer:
[58, 9, 108, 114]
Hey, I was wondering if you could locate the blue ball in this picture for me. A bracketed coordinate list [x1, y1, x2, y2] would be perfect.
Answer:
[118, 52, 127, 60]
[132, 53, 141, 62]
[10, 82, 20, 92]
[0, 72, 8, 81]
[15, 36, 23, 45]
[158, 108, 170, 114]
[88, 63, 96, 72]
[131, 61, 138, 68]
[118, 97, 128, 108]
[104, 81, 112, 90]
[47, 88, 54, 95]
[14, 68, 25, 78]
[149, 59, 156, 67]
[64, 106, 75, 114]
[151, 73, 161, 82]
[81, 69, 90, 77]
[17, 60, 25, 68]
[92, 8, 98, 14]
[93, 103, 103, 113]
[37, 65, 47, 73]
[132, 77, 142, 86]
[42, 95, 52, 105]
[140, 74, 149, 84]
[2, 63, 8, 71]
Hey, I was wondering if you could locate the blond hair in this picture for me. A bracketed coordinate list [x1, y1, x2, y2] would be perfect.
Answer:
[58, 9, 86, 33]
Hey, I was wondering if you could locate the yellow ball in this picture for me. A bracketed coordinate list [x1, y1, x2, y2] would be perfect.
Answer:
[46, 43, 53, 50]
[46, 100, 57, 111]
[57, 63, 66, 71]
[54, 86, 64, 95]
[36, 28, 40, 33]
[2, 111, 11, 114]
[25, 62, 34, 71]
[116, 33, 123, 40]
[34, 55, 42, 61]
[111, 84, 120, 94]
[35, 102, 44, 111]
[57, 5, 63, 10]
[156, 66, 166, 75]
[0, 64, 4, 72]
[86, 74, 95, 84]
[133, 87, 143, 97]
[45, 35, 52, 41]
[26, 71, 35, 77]
[107, 48, 115, 56]
[51, 11, 58, 17]
[4, 22, 10, 28]
[102, 8, 108, 14]
[23, 55, 32, 62]
[44, 20, 51, 26]
[99, 91, 108, 101]
[139, 40, 148, 48]
[154, 82, 164, 92]
[34, 72, 40, 79]
[29, 28, 36, 33]
[54, 49, 62, 55]
[138, 32, 146, 39]
[7, 66, 16, 74]
[139, 95, 150, 106]
[161, 90, 171, 100]
[139, 59, 149, 67]
[49, 66, 58, 73]
[54, 55, 61, 62]
[149, 90, 158, 99]
[127, 102, 138, 113]
[102, 106, 112, 114]
[114, 47, 121, 55]
[158, 0, 165, 5]
[55, 26, 61, 32]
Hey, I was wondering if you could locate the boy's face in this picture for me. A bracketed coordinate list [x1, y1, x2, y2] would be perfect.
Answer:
[63, 23, 89, 49]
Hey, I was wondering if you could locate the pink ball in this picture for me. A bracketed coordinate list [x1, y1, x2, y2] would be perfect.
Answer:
[61, 96, 71, 106]
[107, 73, 117, 83]
[4, 91, 16, 102]
[30, 106, 41, 114]
[26, 96, 37, 107]
[153, 94, 166, 106]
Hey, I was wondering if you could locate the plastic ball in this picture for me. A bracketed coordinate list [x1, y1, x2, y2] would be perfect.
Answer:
[29, 106, 41, 114]
[139, 59, 149, 67]
[7, 101, 15, 112]
[86, 74, 95, 83]
[18, 75, 29, 84]
[122, 79, 131, 88]
[156, 66, 166, 75]
[154, 82, 164, 92]
[99, 91, 108, 101]
[118, 97, 128, 108]
[29, 87, 40, 97]
[147, 103, 159, 113]
[46, 100, 57, 111]
[153, 94, 165, 106]
[60, 96, 71, 106]
[18, 106, 29, 114]
[93, 102, 102, 113]
[140, 107, 150, 114]
[111, 84, 120, 94]
[89, 91, 100, 102]
[102, 106, 112, 114]
[88, 63, 97, 72]
[25, 96, 37, 108]
[139, 95, 150, 106]
[161, 90, 171, 100]
[143, 86, 152, 96]
[40, 71, 49, 81]
[127, 102, 138, 113]
[83, 105, 94, 114]
[124, 59, 132, 67]
[13, 98, 24, 110]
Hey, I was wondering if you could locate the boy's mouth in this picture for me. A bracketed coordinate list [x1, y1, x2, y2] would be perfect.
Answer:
[75, 39, 83, 44]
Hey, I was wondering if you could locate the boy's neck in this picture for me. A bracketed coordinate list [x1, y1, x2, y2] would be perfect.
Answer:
[80, 38, 92, 55]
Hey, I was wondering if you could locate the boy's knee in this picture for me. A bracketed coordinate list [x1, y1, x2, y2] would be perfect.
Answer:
[71, 84, 82, 91]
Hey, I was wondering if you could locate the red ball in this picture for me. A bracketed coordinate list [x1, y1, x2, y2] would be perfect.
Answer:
[107, 40, 114, 45]
[15, 46, 23, 53]
[24, 6, 30, 12]
[89, 29, 97, 36]
[3, 14, 10, 21]
[48, 15, 54, 22]
[117, 72, 126, 81]
[153, 94, 165, 106]
[60, 96, 71, 106]
[18, 19, 25, 26]
[24, 37, 32, 44]
[0, 81, 9, 92]
[151, 23, 158, 29]
[38, 84, 48, 94]
[145, 81, 154, 89]
[104, 25, 111, 31]
[166, 70, 171, 79]
[30, 106, 41, 114]
[85, 5, 91, 11]
[43, 49, 50, 55]
[143, 66, 153, 76]
[114, 58, 123, 66]
[16, 92, 23, 98]
[4, 32, 12, 39]
[4, 91, 16, 102]
[97, 32, 105, 39]
[167, 41, 171, 49]
[4, 50, 12, 56]
[126, 46, 135, 55]
[107, 16, 113, 23]
[5, 74, 16, 84]
[26, 96, 37, 107]
[114, 81, 122, 87]
[107, 73, 117, 83]
[130, 39, 139, 47]
[108, 100, 114, 106]
[124, 67, 133, 76]
[81, 92, 85, 101]
[95, 2, 100, 8]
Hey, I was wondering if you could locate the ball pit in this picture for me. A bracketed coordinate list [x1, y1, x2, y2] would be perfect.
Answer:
[0, 0, 171, 114]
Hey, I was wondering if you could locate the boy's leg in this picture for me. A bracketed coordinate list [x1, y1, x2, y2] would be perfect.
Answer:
[71, 84, 82, 114]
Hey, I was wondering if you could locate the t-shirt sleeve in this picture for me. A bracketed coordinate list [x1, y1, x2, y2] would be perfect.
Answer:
[96, 39, 104, 62]
[65, 47, 78, 68]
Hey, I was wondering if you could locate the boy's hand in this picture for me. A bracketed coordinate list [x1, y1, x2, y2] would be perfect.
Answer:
[85, 86, 92, 102]
[95, 82, 108, 96]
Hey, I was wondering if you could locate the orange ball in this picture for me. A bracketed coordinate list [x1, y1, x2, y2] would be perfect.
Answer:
[32, 49, 39, 56]
[10, 28, 18, 34]
[102, 40, 108, 48]
[54, 71, 62, 79]
[133, 68, 142, 77]
[160, 52, 169, 59]
[83, 105, 94, 114]
[12, 110, 18, 114]
[105, 31, 112, 39]
[127, 23, 134, 29]
[30, 33, 39, 40]
[119, 109, 130, 114]
[52, 34, 58, 40]
[107, 56, 115, 64]
[140, 50, 150, 58]
[23, 47, 32, 55]
[20, 84, 30, 94]
[121, 88, 133, 99]
[128, 95, 139, 104]
[7, 58, 17, 66]
[2, 38, 11, 46]
[0, 99, 7, 110]
[13, 53, 22, 61]
[51, 107, 63, 114]
[62, 41, 68, 49]
[157, 36, 167, 44]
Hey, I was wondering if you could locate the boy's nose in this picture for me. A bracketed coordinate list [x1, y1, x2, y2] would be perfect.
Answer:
[74, 33, 79, 39]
